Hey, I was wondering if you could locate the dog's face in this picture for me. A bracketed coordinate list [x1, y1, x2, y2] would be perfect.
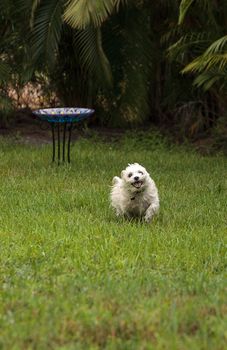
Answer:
[121, 163, 149, 192]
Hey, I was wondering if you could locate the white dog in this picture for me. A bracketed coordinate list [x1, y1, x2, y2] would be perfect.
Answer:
[110, 163, 159, 222]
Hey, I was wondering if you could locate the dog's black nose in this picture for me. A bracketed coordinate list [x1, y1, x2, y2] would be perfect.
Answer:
[134, 176, 139, 181]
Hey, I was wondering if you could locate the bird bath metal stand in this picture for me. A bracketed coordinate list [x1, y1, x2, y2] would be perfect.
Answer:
[33, 108, 94, 164]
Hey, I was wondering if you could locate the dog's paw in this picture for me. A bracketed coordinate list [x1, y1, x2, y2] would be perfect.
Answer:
[112, 176, 121, 185]
[144, 213, 153, 223]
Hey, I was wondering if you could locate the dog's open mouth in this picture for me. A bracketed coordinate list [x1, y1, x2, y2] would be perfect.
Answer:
[132, 181, 143, 189]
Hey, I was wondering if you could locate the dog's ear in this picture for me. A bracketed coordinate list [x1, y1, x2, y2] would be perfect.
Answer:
[121, 170, 126, 178]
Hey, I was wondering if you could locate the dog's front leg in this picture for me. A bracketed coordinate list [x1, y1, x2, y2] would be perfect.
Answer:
[115, 208, 122, 217]
[144, 199, 159, 223]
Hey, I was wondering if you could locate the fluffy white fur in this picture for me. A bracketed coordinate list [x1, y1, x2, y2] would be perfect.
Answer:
[111, 163, 159, 222]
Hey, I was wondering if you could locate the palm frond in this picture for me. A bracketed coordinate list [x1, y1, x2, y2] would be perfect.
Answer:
[180, 35, 227, 90]
[203, 35, 227, 55]
[63, 0, 126, 29]
[167, 32, 211, 62]
[161, 26, 182, 46]
[193, 69, 227, 90]
[31, 0, 64, 64]
[178, 0, 194, 25]
[115, 0, 128, 11]
[182, 36, 227, 74]
[30, 0, 42, 27]
[182, 53, 227, 73]
[74, 26, 112, 87]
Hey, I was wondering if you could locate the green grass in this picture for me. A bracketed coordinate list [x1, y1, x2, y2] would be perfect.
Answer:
[0, 132, 226, 349]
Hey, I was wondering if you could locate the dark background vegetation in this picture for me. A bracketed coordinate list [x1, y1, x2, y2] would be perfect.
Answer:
[0, 0, 226, 150]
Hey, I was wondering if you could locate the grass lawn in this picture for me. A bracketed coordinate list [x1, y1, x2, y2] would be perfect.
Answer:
[0, 132, 226, 349]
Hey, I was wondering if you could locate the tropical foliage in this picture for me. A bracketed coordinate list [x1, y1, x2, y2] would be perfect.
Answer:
[0, 0, 32, 123]
[0, 1, 18, 117]
[170, 0, 227, 91]
[0, 0, 226, 144]
[169, 0, 227, 144]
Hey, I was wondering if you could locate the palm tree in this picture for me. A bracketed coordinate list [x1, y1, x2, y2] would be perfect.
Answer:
[19, 0, 154, 125]
[176, 0, 227, 144]
[3, 0, 226, 137]
[170, 0, 227, 91]
[165, 0, 227, 137]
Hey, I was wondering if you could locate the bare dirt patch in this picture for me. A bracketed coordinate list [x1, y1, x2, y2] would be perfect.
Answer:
[0, 109, 126, 146]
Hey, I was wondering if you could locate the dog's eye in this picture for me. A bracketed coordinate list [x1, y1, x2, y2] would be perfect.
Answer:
[138, 171, 143, 175]
[128, 172, 133, 178]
